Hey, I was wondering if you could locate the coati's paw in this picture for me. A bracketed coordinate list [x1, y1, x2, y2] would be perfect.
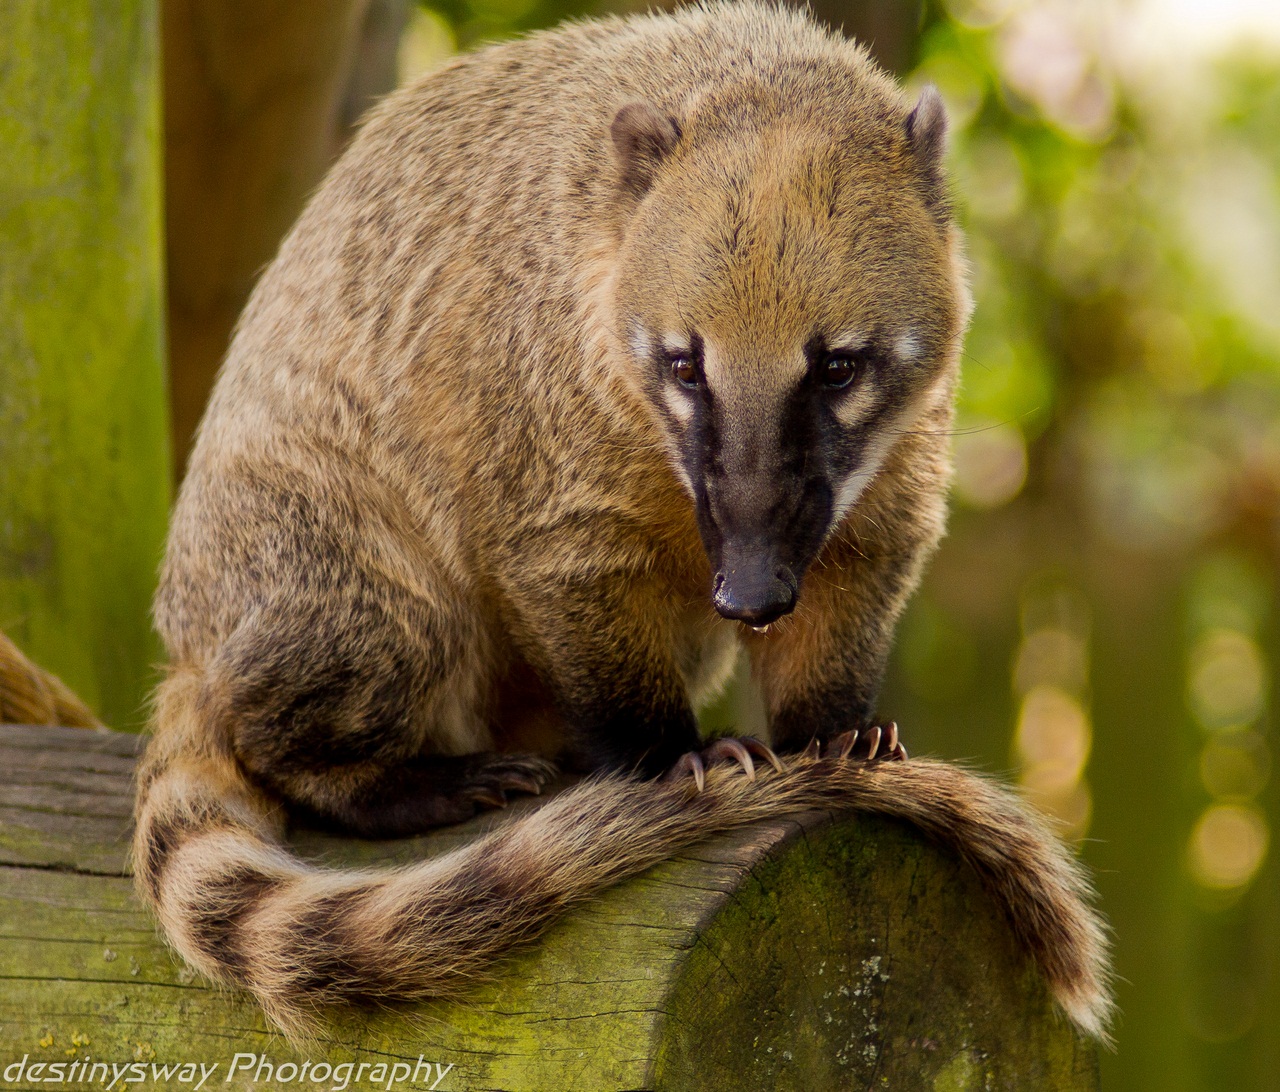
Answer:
[802, 721, 907, 764]
[456, 754, 559, 810]
[662, 736, 784, 793]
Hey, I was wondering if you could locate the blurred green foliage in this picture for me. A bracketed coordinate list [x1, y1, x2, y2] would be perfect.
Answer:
[406, 0, 1280, 1086]
[415, 0, 596, 50]
[899, 6, 1280, 1090]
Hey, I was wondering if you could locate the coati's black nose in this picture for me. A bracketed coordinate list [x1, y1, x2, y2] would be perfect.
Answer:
[712, 563, 797, 626]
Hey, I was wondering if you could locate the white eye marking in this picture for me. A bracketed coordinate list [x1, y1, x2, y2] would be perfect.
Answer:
[827, 366, 948, 531]
[895, 329, 922, 362]
[830, 328, 867, 353]
[660, 332, 691, 357]
[663, 386, 695, 422]
[831, 382, 879, 428]
[630, 326, 652, 359]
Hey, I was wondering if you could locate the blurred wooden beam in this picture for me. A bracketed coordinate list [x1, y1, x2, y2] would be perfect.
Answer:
[0, 0, 170, 728]
[163, 0, 410, 480]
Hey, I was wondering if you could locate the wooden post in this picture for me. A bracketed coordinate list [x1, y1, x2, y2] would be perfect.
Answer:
[0, 1, 170, 729]
[0, 724, 1100, 1090]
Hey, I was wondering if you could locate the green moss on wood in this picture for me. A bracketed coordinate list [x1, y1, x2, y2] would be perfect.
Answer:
[654, 816, 1099, 1090]
[0, 726, 1099, 1090]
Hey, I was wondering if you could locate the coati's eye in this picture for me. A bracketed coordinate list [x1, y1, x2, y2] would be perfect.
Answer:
[822, 353, 858, 389]
[670, 353, 701, 389]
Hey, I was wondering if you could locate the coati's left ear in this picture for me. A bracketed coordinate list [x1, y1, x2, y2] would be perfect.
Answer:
[904, 85, 949, 220]
[611, 102, 681, 197]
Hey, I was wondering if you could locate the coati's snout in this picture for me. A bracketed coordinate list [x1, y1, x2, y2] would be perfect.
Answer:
[711, 554, 798, 627]
[693, 400, 832, 624]
[635, 334, 845, 626]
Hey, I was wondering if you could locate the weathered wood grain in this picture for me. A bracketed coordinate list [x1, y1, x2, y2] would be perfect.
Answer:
[0, 724, 1099, 1090]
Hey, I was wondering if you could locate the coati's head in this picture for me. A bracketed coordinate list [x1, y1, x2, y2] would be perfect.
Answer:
[608, 75, 968, 627]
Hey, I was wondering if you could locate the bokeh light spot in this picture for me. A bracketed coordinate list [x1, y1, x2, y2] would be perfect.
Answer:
[953, 421, 1028, 509]
[1188, 628, 1268, 730]
[1015, 685, 1091, 792]
[1188, 803, 1269, 890]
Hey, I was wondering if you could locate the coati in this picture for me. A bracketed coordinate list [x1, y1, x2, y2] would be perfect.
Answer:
[134, 1, 1112, 1041]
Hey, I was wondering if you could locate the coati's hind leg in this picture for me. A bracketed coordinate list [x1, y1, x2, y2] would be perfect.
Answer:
[171, 468, 558, 840]
[204, 576, 558, 839]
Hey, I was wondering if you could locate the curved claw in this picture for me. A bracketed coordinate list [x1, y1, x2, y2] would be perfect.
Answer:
[469, 787, 508, 808]
[664, 750, 706, 793]
[828, 729, 860, 761]
[858, 724, 883, 761]
[878, 722, 907, 762]
[743, 736, 786, 774]
[800, 737, 823, 762]
[821, 723, 908, 764]
[704, 737, 756, 781]
[500, 773, 546, 796]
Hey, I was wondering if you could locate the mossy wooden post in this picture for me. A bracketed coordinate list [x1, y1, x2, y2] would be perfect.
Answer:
[0, 724, 1101, 1091]
[0, 1, 169, 728]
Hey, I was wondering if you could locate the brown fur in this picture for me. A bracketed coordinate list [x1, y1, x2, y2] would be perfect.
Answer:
[135, 1, 1112, 1042]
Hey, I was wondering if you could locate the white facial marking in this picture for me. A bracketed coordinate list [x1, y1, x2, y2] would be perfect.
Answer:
[659, 332, 698, 420]
[832, 383, 880, 429]
[661, 332, 691, 356]
[830, 431, 894, 527]
[665, 453, 694, 495]
[828, 367, 950, 531]
[629, 326, 695, 495]
[663, 386, 694, 422]
[830, 328, 867, 353]
[699, 338, 725, 390]
[629, 326, 652, 360]
[895, 329, 922, 362]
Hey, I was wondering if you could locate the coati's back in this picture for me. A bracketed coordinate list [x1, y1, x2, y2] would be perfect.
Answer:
[141, 2, 1111, 1044]
[163, 4, 941, 652]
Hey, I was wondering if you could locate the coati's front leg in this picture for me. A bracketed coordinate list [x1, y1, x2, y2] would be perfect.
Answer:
[751, 547, 923, 758]
[510, 572, 706, 776]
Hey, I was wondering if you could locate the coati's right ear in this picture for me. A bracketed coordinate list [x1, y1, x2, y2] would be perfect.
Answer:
[904, 85, 950, 222]
[611, 102, 681, 197]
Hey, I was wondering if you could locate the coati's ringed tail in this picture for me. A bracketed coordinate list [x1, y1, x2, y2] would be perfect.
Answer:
[135, 673, 1111, 1040]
